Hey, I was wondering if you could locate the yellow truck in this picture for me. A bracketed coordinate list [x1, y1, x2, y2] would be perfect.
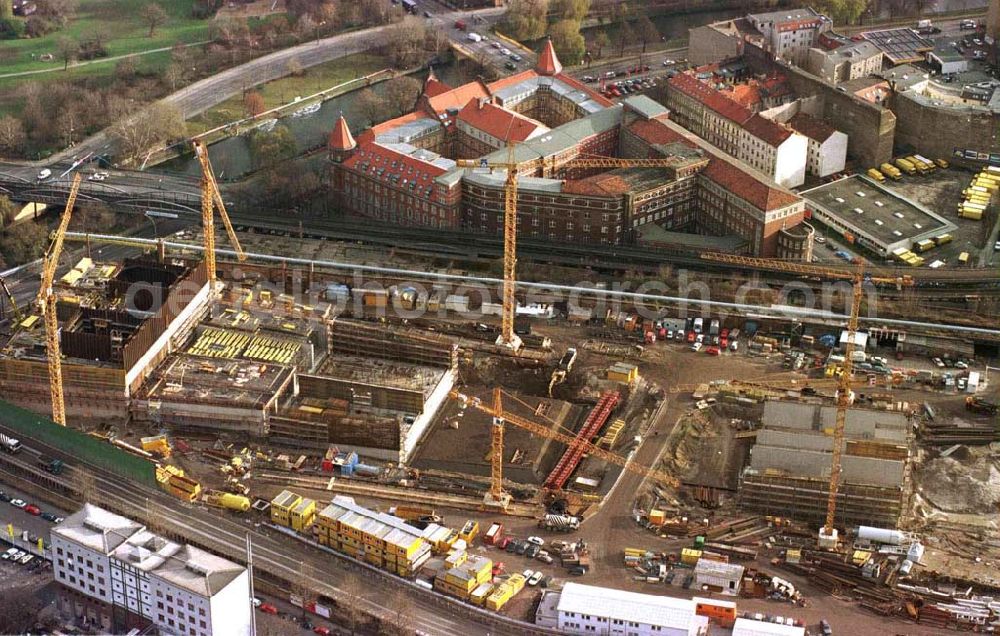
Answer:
[933, 233, 953, 246]
[914, 239, 936, 252]
[866, 168, 885, 182]
[880, 163, 902, 179]
[895, 157, 917, 175]
[906, 156, 929, 174]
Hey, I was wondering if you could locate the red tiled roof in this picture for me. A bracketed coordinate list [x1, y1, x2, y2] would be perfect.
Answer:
[725, 83, 762, 109]
[786, 113, 837, 143]
[742, 113, 793, 146]
[668, 72, 752, 125]
[627, 119, 691, 148]
[423, 69, 452, 98]
[629, 117, 799, 212]
[456, 100, 547, 142]
[342, 142, 447, 198]
[702, 159, 800, 211]
[487, 69, 540, 92]
[553, 72, 615, 107]
[369, 111, 432, 137]
[536, 39, 562, 76]
[426, 80, 491, 116]
[328, 114, 356, 150]
[562, 173, 630, 196]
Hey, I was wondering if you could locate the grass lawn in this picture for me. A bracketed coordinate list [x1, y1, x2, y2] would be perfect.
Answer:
[0, 0, 212, 76]
[185, 52, 388, 135]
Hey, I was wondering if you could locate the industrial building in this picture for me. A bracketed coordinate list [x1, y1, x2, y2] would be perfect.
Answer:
[536, 582, 709, 635]
[739, 401, 911, 527]
[801, 175, 957, 258]
[329, 43, 816, 259]
[51, 504, 251, 636]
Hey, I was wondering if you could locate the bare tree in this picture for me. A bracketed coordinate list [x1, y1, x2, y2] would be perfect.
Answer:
[163, 63, 184, 91]
[286, 56, 304, 77]
[0, 115, 26, 155]
[57, 35, 77, 70]
[140, 2, 169, 37]
[109, 102, 185, 162]
[387, 587, 413, 634]
[338, 571, 367, 636]
[383, 75, 421, 117]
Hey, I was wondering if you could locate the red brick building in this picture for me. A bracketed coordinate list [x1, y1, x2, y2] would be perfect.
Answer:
[328, 42, 813, 258]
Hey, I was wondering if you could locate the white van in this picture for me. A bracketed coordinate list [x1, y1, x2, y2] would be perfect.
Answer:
[467, 32, 482, 43]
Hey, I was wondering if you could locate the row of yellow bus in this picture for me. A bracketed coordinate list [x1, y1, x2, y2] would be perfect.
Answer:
[867, 155, 949, 183]
[958, 166, 999, 220]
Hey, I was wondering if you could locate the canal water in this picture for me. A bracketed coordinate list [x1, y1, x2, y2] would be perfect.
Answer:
[157, 62, 469, 179]
[156, 7, 737, 179]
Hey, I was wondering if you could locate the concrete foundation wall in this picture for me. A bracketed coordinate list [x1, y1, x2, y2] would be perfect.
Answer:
[779, 63, 896, 168]
[891, 93, 1000, 163]
[688, 25, 743, 66]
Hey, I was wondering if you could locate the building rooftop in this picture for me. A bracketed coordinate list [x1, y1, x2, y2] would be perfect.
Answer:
[556, 582, 705, 631]
[457, 99, 549, 143]
[319, 495, 425, 552]
[422, 68, 452, 98]
[733, 617, 806, 636]
[749, 440, 905, 487]
[328, 114, 356, 151]
[694, 559, 745, 579]
[111, 529, 181, 573]
[151, 544, 246, 597]
[637, 223, 749, 253]
[536, 39, 563, 76]
[861, 28, 934, 65]
[786, 112, 838, 142]
[762, 401, 908, 442]
[742, 113, 794, 146]
[748, 7, 824, 24]
[801, 174, 955, 246]
[53, 504, 144, 555]
[622, 94, 669, 120]
[823, 39, 883, 64]
[669, 72, 753, 124]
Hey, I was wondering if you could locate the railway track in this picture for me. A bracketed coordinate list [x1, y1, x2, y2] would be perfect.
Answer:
[0, 422, 557, 636]
[228, 213, 1000, 288]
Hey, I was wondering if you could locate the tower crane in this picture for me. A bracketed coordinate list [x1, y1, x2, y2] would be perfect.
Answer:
[192, 139, 246, 285]
[0, 276, 24, 325]
[38, 173, 82, 426]
[451, 387, 679, 512]
[455, 151, 698, 350]
[700, 252, 914, 547]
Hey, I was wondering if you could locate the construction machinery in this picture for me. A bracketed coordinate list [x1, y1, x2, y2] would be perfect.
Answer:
[192, 139, 246, 284]
[700, 252, 914, 548]
[0, 276, 24, 325]
[37, 173, 82, 426]
[451, 388, 679, 512]
[454, 152, 703, 350]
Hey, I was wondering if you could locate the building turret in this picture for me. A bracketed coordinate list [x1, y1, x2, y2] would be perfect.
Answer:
[535, 39, 563, 76]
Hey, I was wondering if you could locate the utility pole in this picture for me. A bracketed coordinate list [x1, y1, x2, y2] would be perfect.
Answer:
[247, 533, 257, 636]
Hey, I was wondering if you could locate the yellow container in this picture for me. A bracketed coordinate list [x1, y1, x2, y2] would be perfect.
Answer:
[681, 548, 702, 565]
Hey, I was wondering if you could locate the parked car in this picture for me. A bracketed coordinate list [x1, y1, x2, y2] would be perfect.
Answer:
[568, 566, 587, 576]
[24, 504, 41, 516]
[510, 53, 522, 62]
[515, 541, 528, 555]
[690, 342, 703, 353]
[10, 498, 26, 508]
[527, 536, 545, 546]
[41, 512, 59, 523]
[932, 357, 945, 368]
[528, 571, 544, 586]
[2, 548, 18, 560]
[505, 540, 519, 553]
[259, 603, 278, 615]
[537, 554, 553, 564]
[19, 554, 33, 566]
[37, 169, 51, 181]
[252, 598, 262, 608]
[522, 569, 535, 580]
[524, 545, 540, 558]
[819, 619, 833, 635]
[313, 627, 332, 636]
[492, 562, 506, 576]
[705, 346, 720, 356]
[0, 492, 10, 503]
[505, 62, 517, 71]
[500, 47, 511, 56]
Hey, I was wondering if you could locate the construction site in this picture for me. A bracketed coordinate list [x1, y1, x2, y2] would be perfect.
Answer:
[1, 98, 1000, 636]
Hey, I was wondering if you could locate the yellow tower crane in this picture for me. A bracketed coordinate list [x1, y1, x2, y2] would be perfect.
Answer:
[455, 152, 697, 350]
[451, 387, 679, 512]
[0, 276, 24, 325]
[699, 252, 914, 546]
[38, 172, 82, 426]
[192, 139, 246, 284]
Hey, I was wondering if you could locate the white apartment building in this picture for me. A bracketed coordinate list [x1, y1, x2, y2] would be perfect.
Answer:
[747, 8, 830, 65]
[740, 115, 808, 188]
[554, 582, 709, 635]
[786, 113, 848, 178]
[52, 504, 252, 636]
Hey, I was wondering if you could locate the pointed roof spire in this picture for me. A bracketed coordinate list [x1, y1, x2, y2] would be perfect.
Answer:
[536, 38, 562, 76]
[422, 67, 452, 98]
[328, 113, 356, 151]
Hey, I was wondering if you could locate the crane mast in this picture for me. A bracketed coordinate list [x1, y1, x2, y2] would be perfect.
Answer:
[452, 388, 678, 512]
[453, 153, 697, 351]
[192, 139, 247, 285]
[39, 173, 82, 426]
[699, 252, 913, 547]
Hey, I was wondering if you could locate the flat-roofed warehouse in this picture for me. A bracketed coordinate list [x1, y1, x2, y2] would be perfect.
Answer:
[861, 27, 934, 65]
[801, 175, 956, 258]
[739, 401, 912, 527]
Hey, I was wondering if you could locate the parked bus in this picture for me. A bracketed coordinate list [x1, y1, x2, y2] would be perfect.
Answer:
[906, 156, 929, 174]
[895, 158, 917, 175]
